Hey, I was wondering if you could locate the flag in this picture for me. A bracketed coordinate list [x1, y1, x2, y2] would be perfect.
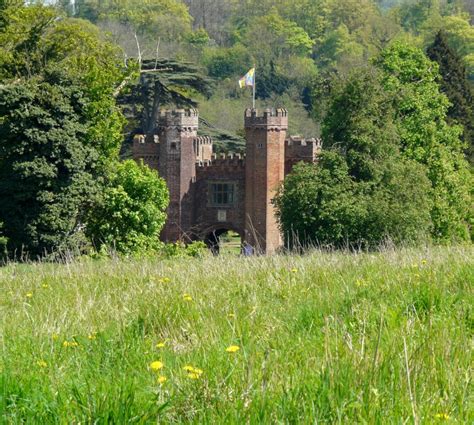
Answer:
[238, 67, 255, 88]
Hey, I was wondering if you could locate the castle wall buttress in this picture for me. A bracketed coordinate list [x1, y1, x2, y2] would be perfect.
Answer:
[244, 108, 288, 253]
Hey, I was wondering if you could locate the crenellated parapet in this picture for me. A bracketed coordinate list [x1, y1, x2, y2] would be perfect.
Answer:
[244, 108, 288, 131]
[284, 135, 322, 174]
[159, 109, 199, 133]
[197, 153, 245, 169]
[193, 136, 213, 162]
[132, 133, 160, 170]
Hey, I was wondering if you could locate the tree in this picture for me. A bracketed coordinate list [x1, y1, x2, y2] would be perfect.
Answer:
[374, 42, 473, 241]
[0, 75, 98, 257]
[0, 4, 130, 257]
[86, 160, 169, 254]
[274, 69, 432, 249]
[118, 58, 212, 138]
[427, 30, 474, 164]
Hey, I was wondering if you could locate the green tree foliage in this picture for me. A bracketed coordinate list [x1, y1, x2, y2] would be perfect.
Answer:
[427, 30, 474, 164]
[275, 69, 432, 248]
[0, 221, 7, 251]
[203, 44, 252, 79]
[86, 160, 169, 254]
[0, 5, 128, 168]
[0, 75, 98, 257]
[72, 0, 192, 41]
[374, 42, 472, 241]
[119, 58, 211, 137]
[0, 4, 131, 257]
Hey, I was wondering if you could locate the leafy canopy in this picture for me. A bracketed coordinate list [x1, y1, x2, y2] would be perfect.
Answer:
[86, 160, 169, 254]
[374, 41, 472, 241]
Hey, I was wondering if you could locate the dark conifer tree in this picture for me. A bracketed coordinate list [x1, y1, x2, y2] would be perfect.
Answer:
[427, 31, 474, 164]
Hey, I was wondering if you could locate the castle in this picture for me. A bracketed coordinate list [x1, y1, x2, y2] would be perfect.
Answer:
[132, 108, 321, 253]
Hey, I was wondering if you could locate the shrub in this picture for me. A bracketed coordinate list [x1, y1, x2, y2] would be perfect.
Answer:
[86, 160, 169, 255]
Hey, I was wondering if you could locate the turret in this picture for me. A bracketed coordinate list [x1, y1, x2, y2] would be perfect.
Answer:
[158, 109, 199, 242]
[244, 108, 288, 253]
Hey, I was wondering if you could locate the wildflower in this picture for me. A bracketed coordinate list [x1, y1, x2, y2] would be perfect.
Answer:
[42, 284, 49, 288]
[163, 277, 170, 283]
[26, 292, 33, 298]
[150, 361, 164, 371]
[290, 268, 298, 273]
[227, 313, 235, 318]
[434, 413, 450, 420]
[37, 360, 47, 368]
[183, 294, 192, 302]
[421, 259, 427, 265]
[63, 341, 79, 347]
[156, 341, 166, 348]
[187, 372, 201, 380]
[226, 345, 240, 353]
[183, 365, 203, 378]
[88, 333, 97, 340]
[157, 375, 167, 384]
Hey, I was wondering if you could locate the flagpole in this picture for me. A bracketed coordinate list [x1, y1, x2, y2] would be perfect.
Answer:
[252, 64, 256, 109]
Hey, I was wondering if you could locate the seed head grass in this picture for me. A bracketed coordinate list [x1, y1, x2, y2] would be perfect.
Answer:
[1, 246, 472, 422]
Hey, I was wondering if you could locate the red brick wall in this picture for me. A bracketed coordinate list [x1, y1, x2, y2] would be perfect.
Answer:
[244, 109, 288, 253]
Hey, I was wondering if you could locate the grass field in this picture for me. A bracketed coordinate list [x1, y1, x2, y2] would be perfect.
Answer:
[1, 246, 473, 423]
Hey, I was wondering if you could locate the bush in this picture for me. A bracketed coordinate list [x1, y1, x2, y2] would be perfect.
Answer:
[274, 68, 433, 249]
[86, 160, 169, 255]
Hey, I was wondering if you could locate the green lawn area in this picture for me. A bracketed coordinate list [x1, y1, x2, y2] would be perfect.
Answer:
[1, 246, 473, 423]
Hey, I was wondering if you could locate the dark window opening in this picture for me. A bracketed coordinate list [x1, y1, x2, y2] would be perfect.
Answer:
[210, 182, 235, 206]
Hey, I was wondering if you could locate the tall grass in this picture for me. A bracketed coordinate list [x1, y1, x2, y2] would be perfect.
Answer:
[1, 246, 473, 423]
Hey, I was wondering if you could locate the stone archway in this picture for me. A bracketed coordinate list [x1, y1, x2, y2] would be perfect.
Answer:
[203, 226, 243, 255]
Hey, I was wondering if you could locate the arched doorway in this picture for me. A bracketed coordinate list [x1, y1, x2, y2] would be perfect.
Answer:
[204, 228, 242, 255]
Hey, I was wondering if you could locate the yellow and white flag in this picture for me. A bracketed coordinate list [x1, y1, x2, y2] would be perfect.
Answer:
[238, 67, 255, 88]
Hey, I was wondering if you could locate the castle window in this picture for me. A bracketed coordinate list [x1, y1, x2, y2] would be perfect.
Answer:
[209, 182, 235, 206]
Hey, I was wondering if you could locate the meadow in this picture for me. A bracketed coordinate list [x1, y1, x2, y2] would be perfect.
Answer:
[1, 246, 473, 423]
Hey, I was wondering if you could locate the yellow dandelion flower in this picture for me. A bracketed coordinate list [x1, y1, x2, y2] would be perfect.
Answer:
[88, 333, 97, 340]
[290, 268, 298, 273]
[42, 284, 49, 288]
[183, 294, 193, 301]
[421, 259, 427, 265]
[183, 365, 195, 372]
[157, 375, 167, 384]
[37, 360, 47, 368]
[26, 292, 33, 298]
[156, 341, 166, 348]
[434, 413, 450, 420]
[187, 372, 201, 380]
[193, 368, 203, 375]
[226, 345, 240, 353]
[63, 341, 79, 347]
[150, 361, 164, 371]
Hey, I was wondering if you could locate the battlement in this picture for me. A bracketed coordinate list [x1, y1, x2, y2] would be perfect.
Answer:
[285, 136, 322, 149]
[133, 134, 159, 144]
[196, 153, 245, 169]
[193, 136, 213, 161]
[193, 136, 213, 146]
[159, 108, 199, 129]
[244, 108, 288, 130]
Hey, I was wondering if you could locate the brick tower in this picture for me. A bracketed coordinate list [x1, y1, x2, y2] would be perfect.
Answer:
[244, 108, 288, 253]
[158, 109, 198, 241]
